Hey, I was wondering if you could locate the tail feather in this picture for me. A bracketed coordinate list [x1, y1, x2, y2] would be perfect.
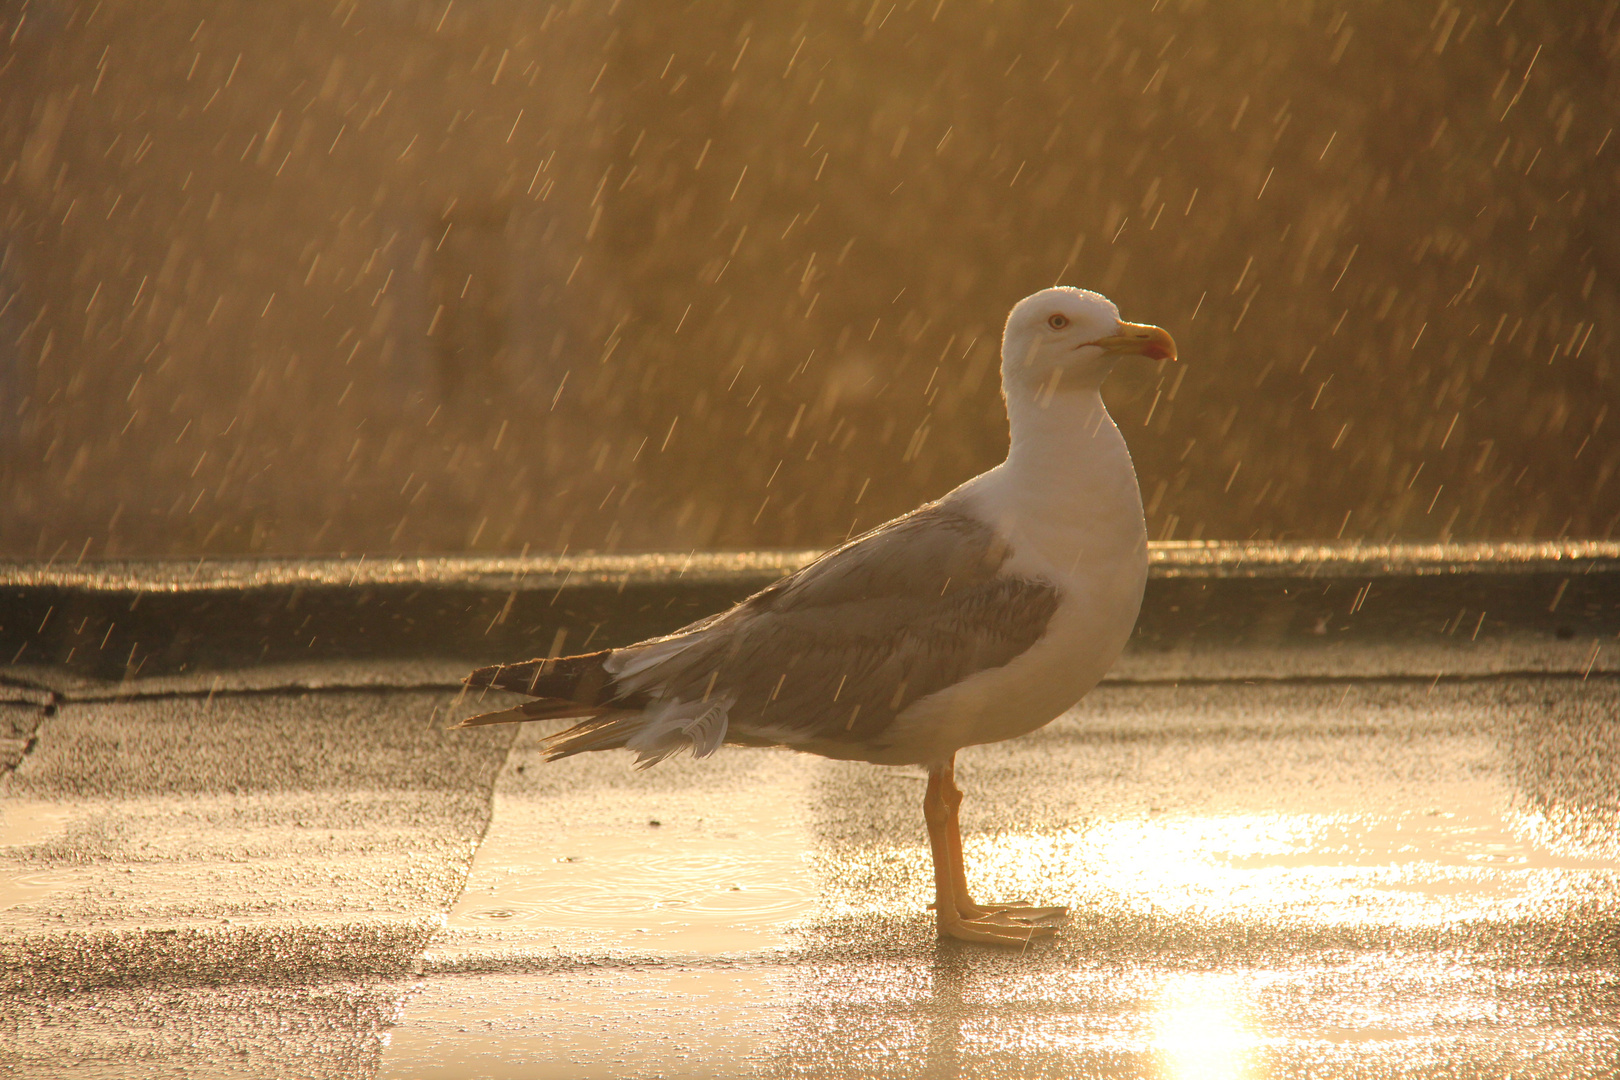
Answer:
[507, 698, 734, 769]
[540, 714, 646, 760]
[456, 698, 619, 728]
[463, 650, 649, 709]
[458, 647, 728, 769]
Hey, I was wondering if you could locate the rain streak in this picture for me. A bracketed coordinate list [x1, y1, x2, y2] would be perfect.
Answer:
[0, 0, 1613, 558]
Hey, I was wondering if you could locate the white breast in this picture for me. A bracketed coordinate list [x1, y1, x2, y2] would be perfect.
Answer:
[879, 390, 1149, 766]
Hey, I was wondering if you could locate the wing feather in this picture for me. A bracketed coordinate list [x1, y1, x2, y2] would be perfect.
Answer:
[608, 501, 1058, 748]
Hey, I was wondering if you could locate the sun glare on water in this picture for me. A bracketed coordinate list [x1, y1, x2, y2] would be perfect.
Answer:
[1153, 975, 1257, 1080]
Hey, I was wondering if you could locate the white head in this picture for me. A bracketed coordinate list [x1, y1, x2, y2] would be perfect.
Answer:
[1000, 286, 1176, 396]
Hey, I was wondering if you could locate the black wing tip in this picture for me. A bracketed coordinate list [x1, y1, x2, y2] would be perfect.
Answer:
[453, 697, 615, 729]
[462, 661, 520, 690]
[468, 652, 623, 707]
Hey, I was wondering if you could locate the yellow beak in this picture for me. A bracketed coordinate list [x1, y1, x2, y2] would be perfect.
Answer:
[1087, 320, 1177, 362]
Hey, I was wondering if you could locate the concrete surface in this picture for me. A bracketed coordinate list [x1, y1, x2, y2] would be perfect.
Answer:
[7, 624, 1619, 702]
[377, 677, 1620, 1079]
[0, 690, 515, 997]
[3, 669, 1614, 1077]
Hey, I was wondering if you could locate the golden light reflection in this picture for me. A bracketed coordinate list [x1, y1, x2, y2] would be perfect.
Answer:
[1153, 974, 1257, 1080]
[933, 802, 1616, 932]
[953, 814, 1311, 918]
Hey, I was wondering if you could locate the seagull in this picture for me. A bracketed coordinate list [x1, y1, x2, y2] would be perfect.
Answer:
[461, 287, 1176, 944]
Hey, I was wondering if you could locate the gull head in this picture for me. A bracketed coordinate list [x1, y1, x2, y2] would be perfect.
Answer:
[1000, 286, 1177, 396]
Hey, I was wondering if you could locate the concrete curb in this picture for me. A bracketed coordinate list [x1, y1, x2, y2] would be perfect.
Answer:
[1, 542, 1616, 682]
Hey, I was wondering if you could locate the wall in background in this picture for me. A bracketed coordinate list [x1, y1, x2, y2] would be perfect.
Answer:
[1, 0, 1615, 557]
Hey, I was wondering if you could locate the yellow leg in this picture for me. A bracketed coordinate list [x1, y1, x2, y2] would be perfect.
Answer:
[924, 756, 1065, 945]
[942, 760, 1068, 925]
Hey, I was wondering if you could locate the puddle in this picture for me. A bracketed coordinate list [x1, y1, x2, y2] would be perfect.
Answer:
[0, 802, 81, 913]
[1098, 809, 1620, 876]
[385, 689, 1620, 1080]
[444, 811, 813, 952]
[943, 782, 1620, 929]
[0, 868, 75, 913]
[395, 744, 812, 1075]
[379, 967, 791, 1080]
[761, 961, 1620, 1078]
[0, 801, 78, 850]
[437, 747, 817, 957]
[1218, 811, 1620, 876]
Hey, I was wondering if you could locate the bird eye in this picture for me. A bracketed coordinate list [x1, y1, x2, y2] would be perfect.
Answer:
[1047, 314, 1070, 329]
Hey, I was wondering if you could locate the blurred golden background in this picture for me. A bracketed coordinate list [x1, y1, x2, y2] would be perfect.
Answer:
[1, 0, 1614, 557]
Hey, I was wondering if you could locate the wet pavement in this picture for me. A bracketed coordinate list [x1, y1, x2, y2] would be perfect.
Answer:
[1, 647, 1616, 1077]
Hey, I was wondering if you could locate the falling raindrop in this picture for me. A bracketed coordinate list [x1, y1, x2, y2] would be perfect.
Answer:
[0, 2, 1612, 559]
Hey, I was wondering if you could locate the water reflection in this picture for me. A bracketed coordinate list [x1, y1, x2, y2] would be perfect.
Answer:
[924, 950, 969, 1080]
[0, 800, 80, 913]
[960, 801, 1620, 935]
[1153, 974, 1255, 1080]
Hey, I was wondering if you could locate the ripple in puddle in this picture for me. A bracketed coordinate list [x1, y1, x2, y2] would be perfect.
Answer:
[0, 802, 82, 913]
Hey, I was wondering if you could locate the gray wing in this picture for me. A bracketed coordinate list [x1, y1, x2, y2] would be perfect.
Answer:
[614, 501, 1060, 751]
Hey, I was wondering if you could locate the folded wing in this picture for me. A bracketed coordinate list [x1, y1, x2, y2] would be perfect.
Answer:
[462, 501, 1060, 758]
